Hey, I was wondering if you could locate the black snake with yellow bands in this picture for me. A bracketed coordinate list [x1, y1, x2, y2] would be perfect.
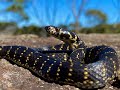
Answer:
[0, 26, 119, 89]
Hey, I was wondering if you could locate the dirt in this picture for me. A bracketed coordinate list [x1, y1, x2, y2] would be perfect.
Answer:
[0, 34, 120, 90]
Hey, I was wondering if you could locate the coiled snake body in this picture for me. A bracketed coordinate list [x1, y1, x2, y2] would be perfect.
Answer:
[0, 26, 119, 89]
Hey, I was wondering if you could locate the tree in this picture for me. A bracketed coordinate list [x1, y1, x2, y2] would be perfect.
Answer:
[0, 0, 30, 21]
[0, 22, 17, 31]
[0, 0, 31, 27]
[68, 0, 88, 31]
[85, 9, 107, 27]
[0, 0, 75, 27]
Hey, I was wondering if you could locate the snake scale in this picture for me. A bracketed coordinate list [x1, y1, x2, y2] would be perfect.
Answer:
[0, 26, 119, 89]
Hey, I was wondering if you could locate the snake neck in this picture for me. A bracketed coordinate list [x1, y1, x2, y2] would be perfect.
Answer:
[56, 29, 86, 50]
[70, 39, 86, 50]
[45, 26, 87, 50]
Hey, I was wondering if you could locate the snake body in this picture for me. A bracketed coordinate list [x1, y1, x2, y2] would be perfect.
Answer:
[0, 26, 119, 89]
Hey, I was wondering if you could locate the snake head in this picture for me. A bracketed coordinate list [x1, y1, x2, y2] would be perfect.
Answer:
[45, 26, 61, 36]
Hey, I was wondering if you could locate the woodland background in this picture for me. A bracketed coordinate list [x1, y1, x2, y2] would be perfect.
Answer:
[0, 0, 120, 36]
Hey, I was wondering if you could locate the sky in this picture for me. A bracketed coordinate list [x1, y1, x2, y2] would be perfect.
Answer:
[0, 0, 120, 27]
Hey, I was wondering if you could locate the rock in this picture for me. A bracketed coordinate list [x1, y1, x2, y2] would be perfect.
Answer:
[0, 34, 120, 90]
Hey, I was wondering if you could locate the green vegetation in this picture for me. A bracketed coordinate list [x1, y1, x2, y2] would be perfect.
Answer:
[0, 22, 119, 36]
[14, 25, 49, 37]
[80, 24, 120, 34]
[86, 10, 107, 25]
[0, 22, 49, 37]
[0, 1, 120, 36]
[5, 0, 29, 20]
[0, 22, 17, 31]
[0, 21, 120, 37]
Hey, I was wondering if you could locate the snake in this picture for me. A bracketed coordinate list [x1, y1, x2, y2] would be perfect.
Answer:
[0, 26, 119, 89]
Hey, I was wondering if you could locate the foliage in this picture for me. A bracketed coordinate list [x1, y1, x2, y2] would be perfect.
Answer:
[86, 9, 107, 26]
[59, 22, 120, 34]
[0, 21, 120, 37]
[14, 25, 49, 37]
[0, 22, 49, 37]
[79, 24, 120, 34]
[0, 3, 120, 35]
[3, 0, 29, 20]
[0, 22, 17, 31]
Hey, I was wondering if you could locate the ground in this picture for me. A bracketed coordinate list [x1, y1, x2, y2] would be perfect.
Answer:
[0, 34, 120, 90]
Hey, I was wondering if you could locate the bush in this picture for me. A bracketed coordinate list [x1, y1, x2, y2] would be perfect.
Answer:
[79, 24, 120, 34]
[14, 25, 49, 37]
